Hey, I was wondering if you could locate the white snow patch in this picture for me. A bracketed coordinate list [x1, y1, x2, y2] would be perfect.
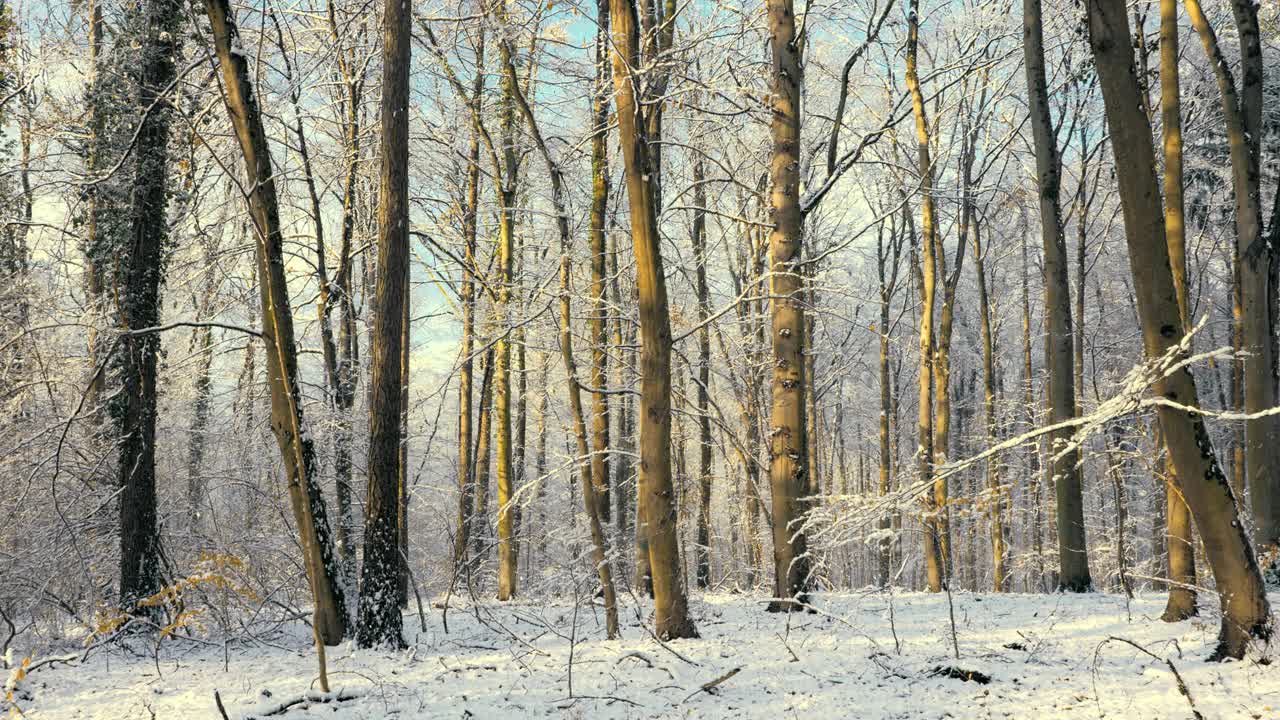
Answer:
[16, 591, 1280, 719]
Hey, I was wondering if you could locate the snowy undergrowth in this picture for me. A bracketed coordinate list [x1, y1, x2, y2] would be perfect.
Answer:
[16, 591, 1280, 719]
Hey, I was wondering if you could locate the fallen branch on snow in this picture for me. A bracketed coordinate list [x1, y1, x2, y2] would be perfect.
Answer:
[681, 667, 742, 703]
[241, 689, 362, 718]
[1092, 636, 1202, 720]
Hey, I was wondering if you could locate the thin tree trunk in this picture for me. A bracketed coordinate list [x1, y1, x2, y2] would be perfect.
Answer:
[559, 248, 620, 638]
[905, 0, 944, 593]
[972, 214, 1006, 591]
[1020, 214, 1045, 592]
[692, 146, 713, 590]
[187, 242, 218, 533]
[205, 0, 347, 644]
[1025, 0, 1091, 591]
[589, 0, 613, 528]
[470, 349, 496, 575]
[320, 1, 365, 596]
[397, 268, 411, 609]
[502, 38, 620, 635]
[494, 1, 520, 600]
[612, 234, 634, 539]
[454, 31, 485, 576]
[876, 218, 902, 588]
[82, 0, 108, 430]
[1159, 0, 1196, 621]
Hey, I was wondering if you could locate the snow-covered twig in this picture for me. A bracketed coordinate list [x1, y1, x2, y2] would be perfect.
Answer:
[803, 317, 1260, 549]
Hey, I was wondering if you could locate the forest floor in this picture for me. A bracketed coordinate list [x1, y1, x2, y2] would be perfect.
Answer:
[14, 589, 1280, 719]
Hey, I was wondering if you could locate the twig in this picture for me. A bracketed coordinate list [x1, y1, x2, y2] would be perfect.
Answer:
[553, 694, 643, 708]
[246, 690, 361, 718]
[0, 604, 16, 660]
[627, 599, 699, 666]
[1092, 636, 1203, 720]
[615, 651, 654, 668]
[680, 667, 741, 703]
[214, 690, 231, 720]
[776, 632, 800, 663]
[943, 580, 961, 660]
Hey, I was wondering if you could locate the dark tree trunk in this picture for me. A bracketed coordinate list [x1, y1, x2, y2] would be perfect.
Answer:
[118, 0, 180, 610]
[1025, 0, 1091, 591]
[355, 0, 410, 647]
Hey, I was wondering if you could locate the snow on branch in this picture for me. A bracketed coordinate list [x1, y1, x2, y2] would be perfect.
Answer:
[802, 317, 1273, 550]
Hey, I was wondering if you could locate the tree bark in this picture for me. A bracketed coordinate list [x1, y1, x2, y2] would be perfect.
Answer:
[355, 0, 410, 647]
[905, 0, 945, 593]
[692, 146, 713, 590]
[609, 0, 697, 638]
[502, 36, 621, 635]
[1024, 0, 1091, 591]
[1158, 0, 1196, 621]
[454, 30, 486, 577]
[876, 219, 901, 588]
[205, 0, 347, 644]
[589, 0, 613, 529]
[763, 0, 813, 611]
[116, 0, 181, 611]
[494, 0, 520, 600]
[82, 0, 108, 432]
[470, 349, 496, 575]
[972, 214, 1006, 591]
[1085, 0, 1271, 659]
[1184, 0, 1280, 552]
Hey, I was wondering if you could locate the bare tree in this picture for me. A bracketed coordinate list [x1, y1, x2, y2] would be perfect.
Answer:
[1024, 0, 1090, 591]
[356, 0, 410, 647]
[608, 0, 697, 639]
[204, 0, 347, 645]
[1085, 0, 1270, 659]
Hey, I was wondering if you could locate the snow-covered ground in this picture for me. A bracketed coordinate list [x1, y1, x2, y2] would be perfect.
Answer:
[12, 591, 1279, 719]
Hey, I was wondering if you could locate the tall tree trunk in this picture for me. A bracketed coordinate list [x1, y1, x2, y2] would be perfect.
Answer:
[397, 269, 411, 609]
[1024, 0, 1091, 591]
[905, 0, 944, 593]
[1184, 0, 1280, 552]
[763, 0, 812, 610]
[1021, 214, 1045, 591]
[118, 0, 181, 610]
[1159, 0, 1196, 621]
[609, 0, 697, 639]
[611, 234, 635, 539]
[187, 241, 218, 533]
[1085, 0, 1271, 659]
[501, 36, 621, 635]
[532, 364, 549, 569]
[205, 0, 347, 644]
[559, 247, 621, 638]
[590, 0, 613, 529]
[876, 220, 901, 588]
[972, 215, 1006, 591]
[331, 29, 364, 593]
[470, 349, 496, 575]
[273, 8, 360, 604]
[454, 31, 486, 577]
[692, 147, 713, 590]
[494, 0, 520, 600]
[83, 0, 108, 430]
[355, 0, 410, 647]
